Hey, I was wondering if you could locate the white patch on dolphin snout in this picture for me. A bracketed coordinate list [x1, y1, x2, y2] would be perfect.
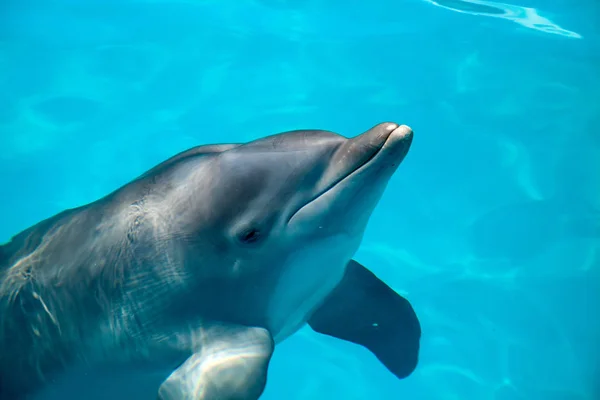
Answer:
[389, 124, 413, 141]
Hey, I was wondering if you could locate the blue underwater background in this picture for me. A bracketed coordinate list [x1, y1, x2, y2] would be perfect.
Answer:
[1, 0, 599, 399]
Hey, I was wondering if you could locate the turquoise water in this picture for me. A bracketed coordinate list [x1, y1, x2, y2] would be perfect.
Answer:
[1, 0, 599, 399]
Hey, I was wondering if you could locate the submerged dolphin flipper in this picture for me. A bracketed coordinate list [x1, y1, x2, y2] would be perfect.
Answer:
[308, 259, 421, 379]
[157, 326, 274, 400]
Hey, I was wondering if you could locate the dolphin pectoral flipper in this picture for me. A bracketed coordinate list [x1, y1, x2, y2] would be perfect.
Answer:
[157, 326, 274, 400]
[307, 259, 421, 379]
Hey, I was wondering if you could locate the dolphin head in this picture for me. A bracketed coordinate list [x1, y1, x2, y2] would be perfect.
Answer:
[164, 122, 412, 333]
[178, 122, 412, 252]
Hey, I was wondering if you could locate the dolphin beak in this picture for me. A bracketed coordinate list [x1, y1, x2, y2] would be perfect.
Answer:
[286, 122, 413, 227]
[376, 123, 414, 163]
[334, 122, 413, 178]
[306, 122, 413, 206]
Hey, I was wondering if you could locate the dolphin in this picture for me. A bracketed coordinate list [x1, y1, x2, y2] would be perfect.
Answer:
[0, 122, 421, 400]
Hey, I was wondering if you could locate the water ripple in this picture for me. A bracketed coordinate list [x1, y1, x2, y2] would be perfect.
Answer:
[425, 0, 582, 39]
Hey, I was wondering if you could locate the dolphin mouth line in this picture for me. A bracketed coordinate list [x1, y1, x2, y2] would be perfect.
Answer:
[286, 131, 392, 224]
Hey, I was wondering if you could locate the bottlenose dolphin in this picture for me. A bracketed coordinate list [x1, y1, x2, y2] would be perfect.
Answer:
[0, 122, 421, 400]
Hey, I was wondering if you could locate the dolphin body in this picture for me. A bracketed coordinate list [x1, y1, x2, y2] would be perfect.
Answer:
[0, 122, 421, 400]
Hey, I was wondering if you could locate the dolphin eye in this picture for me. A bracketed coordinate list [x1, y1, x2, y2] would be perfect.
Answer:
[239, 228, 261, 244]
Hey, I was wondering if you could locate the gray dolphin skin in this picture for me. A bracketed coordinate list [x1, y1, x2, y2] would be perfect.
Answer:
[0, 122, 421, 400]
